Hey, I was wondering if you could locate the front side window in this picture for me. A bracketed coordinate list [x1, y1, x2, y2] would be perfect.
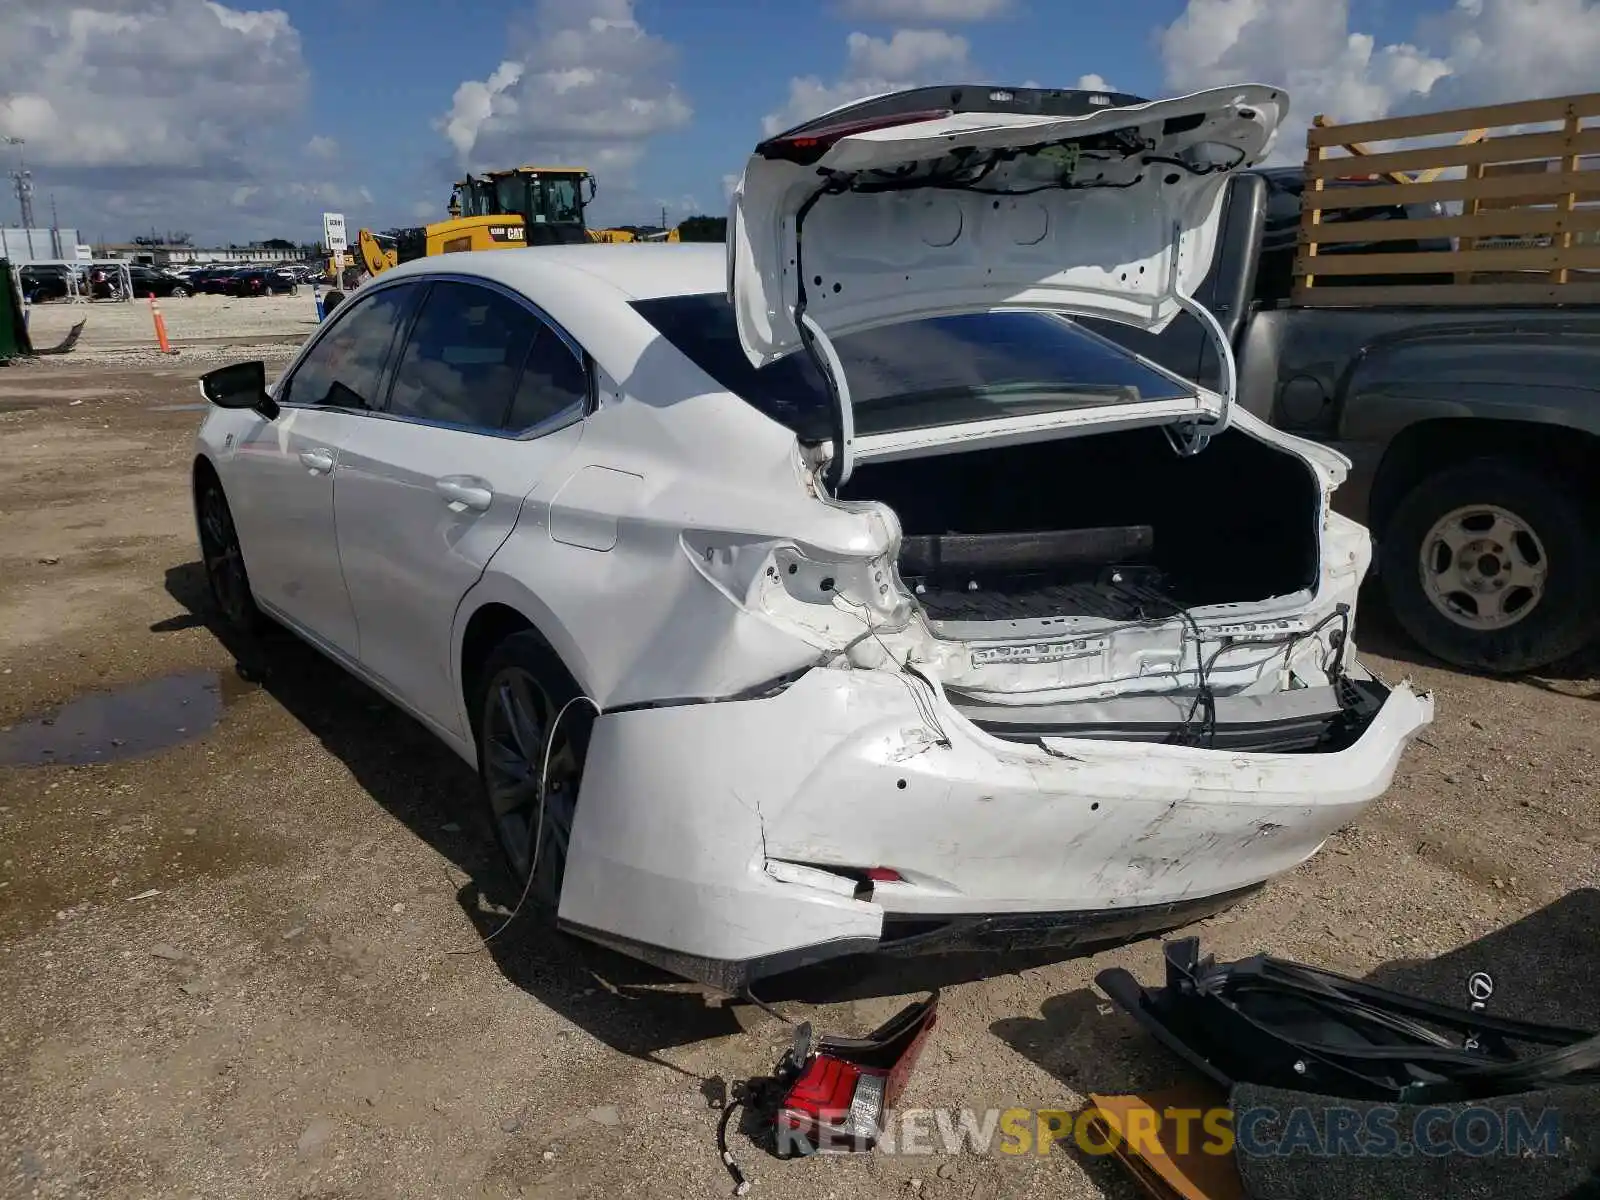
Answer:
[283, 283, 415, 409]
[386, 281, 540, 430]
[631, 294, 1194, 441]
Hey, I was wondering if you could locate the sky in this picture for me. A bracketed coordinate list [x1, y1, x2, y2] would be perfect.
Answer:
[1, 0, 1598, 246]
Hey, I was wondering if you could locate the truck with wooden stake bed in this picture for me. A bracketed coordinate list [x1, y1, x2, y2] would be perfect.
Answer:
[1089, 89, 1600, 674]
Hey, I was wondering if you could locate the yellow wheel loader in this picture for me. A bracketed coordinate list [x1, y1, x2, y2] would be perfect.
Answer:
[330, 166, 684, 286]
[336, 166, 613, 282]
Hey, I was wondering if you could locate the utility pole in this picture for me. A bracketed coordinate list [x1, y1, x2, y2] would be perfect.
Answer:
[4, 136, 36, 229]
[660, 205, 667, 231]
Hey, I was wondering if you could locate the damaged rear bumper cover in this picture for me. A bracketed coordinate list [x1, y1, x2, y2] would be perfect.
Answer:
[557, 664, 1433, 992]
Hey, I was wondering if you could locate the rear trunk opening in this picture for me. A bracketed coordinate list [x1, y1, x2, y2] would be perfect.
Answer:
[837, 424, 1322, 622]
[835, 423, 1378, 755]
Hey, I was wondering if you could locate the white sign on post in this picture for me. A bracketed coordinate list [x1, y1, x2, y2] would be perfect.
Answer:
[322, 212, 348, 252]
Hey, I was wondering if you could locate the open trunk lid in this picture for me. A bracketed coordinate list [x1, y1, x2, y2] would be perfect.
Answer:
[727, 83, 1287, 369]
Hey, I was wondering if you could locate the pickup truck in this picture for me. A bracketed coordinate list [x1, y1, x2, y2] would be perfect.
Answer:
[1090, 167, 1600, 675]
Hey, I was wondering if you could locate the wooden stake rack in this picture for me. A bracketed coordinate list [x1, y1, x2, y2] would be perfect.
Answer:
[1295, 91, 1600, 307]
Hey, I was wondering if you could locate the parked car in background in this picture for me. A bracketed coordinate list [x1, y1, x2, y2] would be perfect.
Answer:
[17, 263, 83, 302]
[227, 268, 297, 297]
[194, 268, 243, 294]
[190, 85, 1433, 990]
[89, 263, 192, 299]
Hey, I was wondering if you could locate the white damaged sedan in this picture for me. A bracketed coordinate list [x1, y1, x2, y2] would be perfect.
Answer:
[192, 83, 1433, 989]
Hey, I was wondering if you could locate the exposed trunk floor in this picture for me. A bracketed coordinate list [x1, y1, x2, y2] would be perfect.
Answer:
[916, 576, 1180, 623]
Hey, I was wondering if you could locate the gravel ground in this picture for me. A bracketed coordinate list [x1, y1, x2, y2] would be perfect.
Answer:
[1, 355, 1597, 1199]
[23, 293, 321, 358]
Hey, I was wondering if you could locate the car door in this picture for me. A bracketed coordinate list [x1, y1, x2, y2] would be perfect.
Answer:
[224, 281, 418, 658]
[332, 277, 589, 737]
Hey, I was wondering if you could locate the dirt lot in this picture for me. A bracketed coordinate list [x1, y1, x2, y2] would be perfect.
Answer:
[24, 293, 319, 358]
[1, 352, 1597, 1199]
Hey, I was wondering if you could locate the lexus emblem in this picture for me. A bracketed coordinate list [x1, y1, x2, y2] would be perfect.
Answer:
[1467, 971, 1495, 1003]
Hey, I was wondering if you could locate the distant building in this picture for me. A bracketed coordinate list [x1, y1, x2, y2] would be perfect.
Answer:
[95, 242, 319, 266]
[0, 227, 83, 263]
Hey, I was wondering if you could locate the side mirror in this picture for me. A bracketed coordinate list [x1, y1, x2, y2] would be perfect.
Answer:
[583, 175, 598, 202]
[199, 360, 279, 420]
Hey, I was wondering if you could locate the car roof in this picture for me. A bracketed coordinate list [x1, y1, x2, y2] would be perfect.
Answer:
[375, 242, 725, 302]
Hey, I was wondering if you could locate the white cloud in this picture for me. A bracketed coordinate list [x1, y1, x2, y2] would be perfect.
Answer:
[1076, 73, 1115, 92]
[438, 0, 691, 187]
[836, 0, 1011, 19]
[306, 135, 340, 160]
[0, 0, 373, 243]
[0, 0, 306, 171]
[1159, 0, 1600, 161]
[763, 27, 974, 136]
[847, 28, 969, 76]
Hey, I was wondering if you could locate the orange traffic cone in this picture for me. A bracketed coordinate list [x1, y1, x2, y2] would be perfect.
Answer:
[149, 293, 175, 354]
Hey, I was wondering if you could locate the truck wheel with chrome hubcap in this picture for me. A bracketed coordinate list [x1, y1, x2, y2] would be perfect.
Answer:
[1381, 457, 1599, 674]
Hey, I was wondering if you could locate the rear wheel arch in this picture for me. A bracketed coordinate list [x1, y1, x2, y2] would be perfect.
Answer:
[458, 602, 587, 739]
[459, 603, 595, 896]
[1368, 418, 1600, 536]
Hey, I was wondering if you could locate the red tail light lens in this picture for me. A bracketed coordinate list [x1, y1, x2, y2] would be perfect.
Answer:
[756, 109, 953, 166]
[778, 1058, 888, 1150]
[774, 994, 938, 1155]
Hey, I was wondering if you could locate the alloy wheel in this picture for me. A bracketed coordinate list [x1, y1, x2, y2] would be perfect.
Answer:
[480, 665, 582, 905]
[198, 485, 252, 627]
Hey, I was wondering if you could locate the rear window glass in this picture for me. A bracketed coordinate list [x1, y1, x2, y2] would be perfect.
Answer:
[631, 294, 1193, 441]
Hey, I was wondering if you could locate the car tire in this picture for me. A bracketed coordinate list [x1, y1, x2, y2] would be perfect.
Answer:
[1379, 457, 1600, 674]
[472, 632, 595, 907]
[170, 286, 190, 298]
[195, 474, 265, 637]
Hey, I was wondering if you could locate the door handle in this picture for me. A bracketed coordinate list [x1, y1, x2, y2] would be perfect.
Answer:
[298, 448, 334, 474]
[435, 476, 493, 512]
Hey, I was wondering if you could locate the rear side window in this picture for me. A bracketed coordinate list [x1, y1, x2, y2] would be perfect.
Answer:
[386, 281, 539, 430]
[506, 329, 588, 430]
[631, 294, 831, 438]
[631, 294, 1193, 440]
[284, 283, 415, 408]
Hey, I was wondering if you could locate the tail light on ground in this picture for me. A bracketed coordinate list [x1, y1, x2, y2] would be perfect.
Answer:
[718, 991, 939, 1192]
[773, 991, 938, 1155]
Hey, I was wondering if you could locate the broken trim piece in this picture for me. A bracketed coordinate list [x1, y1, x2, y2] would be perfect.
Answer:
[953, 681, 1365, 752]
[557, 918, 879, 993]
